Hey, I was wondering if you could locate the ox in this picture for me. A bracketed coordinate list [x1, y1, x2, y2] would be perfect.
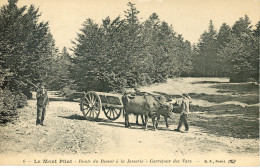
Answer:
[122, 94, 173, 131]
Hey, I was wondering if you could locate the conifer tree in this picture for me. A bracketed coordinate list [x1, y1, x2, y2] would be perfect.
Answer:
[195, 20, 218, 76]
[217, 16, 258, 82]
[0, 0, 57, 92]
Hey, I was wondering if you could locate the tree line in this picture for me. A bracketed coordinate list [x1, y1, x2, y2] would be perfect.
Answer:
[0, 0, 259, 122]
[70, 2, 192, 92]
[193, 17, 259, 82]
[71, 2, 259, 91]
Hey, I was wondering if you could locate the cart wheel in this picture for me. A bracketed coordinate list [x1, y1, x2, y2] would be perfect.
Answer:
[80, 91, 102, 120]
[103, 107, 122, 120]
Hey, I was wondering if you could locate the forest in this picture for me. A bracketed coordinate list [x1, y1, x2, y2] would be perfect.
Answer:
[0, 0, 259, 123]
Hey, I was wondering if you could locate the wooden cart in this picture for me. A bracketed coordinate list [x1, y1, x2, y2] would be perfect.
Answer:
[80, 91, 124, 120]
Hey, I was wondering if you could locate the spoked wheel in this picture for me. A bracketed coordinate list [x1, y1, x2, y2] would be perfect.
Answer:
[103, 107, 122, 120]
[80, 91, 102, 120]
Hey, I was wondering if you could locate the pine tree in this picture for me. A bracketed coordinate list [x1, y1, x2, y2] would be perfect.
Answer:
[195, 20, 218, 76]
[46, 47, 72, 90]
[216, 23, 232, 76]
[0, 0, 57, 93]
[217, 16, 258, 82]
[71, 19, 104, 91]
[123, 2, 143, 76]
[253, 21, 260, 81]
[232, 15, 252, 36]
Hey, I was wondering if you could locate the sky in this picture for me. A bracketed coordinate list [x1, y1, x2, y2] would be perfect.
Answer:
[1, 0, 260, 51]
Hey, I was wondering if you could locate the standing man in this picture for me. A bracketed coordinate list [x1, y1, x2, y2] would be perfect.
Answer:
[36, 82, 49, 126]
[174, 93, 191, 132]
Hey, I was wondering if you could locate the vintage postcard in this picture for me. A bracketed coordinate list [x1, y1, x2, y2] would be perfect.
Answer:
[0, 0, 259, 167]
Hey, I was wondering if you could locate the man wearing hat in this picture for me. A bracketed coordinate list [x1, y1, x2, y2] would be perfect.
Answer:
[175, 93, 191, 132]
[36, 82, 49, 126]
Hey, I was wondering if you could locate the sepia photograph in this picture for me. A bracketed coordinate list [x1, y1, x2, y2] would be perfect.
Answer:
[0, 0, 259, 166]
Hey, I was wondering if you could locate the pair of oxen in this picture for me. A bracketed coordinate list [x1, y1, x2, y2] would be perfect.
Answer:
[122, 93, 179, 131]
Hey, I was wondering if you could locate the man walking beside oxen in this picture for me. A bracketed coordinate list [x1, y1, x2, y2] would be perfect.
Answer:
[174, 93, 191, 133]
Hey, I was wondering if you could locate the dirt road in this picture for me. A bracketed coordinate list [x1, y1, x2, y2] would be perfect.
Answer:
[0, 78, 259, 166]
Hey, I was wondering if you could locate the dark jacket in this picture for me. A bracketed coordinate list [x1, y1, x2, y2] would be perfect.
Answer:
[36, 89, 49, 107]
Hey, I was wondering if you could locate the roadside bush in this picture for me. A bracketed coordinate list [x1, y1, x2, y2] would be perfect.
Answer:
[15, 93, 27, 108]
[0, 88, 27, 124]
[3, 89, 16, 109]
[60, 86, 77, 99]
[0, 88, 17, 124]
[138, 73, 153, 86]
[153, 74, 167, 84]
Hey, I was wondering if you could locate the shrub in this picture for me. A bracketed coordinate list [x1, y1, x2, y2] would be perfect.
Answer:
[15, 93, 27, 108]
[0, 88, 17, 124]
[60, 86, 78, 99]
[0, 88, 27, 124]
